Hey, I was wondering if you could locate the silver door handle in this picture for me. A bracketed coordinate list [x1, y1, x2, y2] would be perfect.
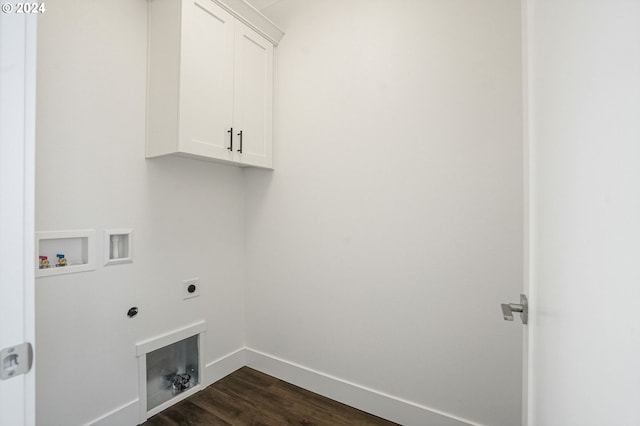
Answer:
[1, 342, 33, 380]
[501, 294, 528, 325]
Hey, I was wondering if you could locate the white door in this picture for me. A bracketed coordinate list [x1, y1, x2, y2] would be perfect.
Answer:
[527, 0, 640, 424]
[0, 12, 36, 426]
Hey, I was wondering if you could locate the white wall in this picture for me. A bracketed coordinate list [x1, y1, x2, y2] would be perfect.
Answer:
[35, 1, 525, 424]
[35, 1, 245, 424]
[245, 1, 523, 425]
[528, 1, 640, 425]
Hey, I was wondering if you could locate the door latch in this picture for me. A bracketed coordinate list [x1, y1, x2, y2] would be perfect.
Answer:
[501, 294, 528, 325]
[1, 342, 33, 380]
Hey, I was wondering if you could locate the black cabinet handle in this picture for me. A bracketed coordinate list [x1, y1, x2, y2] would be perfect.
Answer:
[237, 130, 243, 153]
[227, 128, 233, 151]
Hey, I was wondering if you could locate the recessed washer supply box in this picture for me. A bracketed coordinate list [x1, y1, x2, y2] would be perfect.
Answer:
[35, 230, 96, 277]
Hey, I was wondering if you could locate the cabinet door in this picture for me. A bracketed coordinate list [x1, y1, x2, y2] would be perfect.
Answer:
[180, 0, 235, 160]
[233, 21, 274, 168]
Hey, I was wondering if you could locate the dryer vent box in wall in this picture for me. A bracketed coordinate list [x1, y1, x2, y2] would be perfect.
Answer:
[104, 229, 133, 266]
[146, 335, 199, 411]
[136, 322, 206, 423]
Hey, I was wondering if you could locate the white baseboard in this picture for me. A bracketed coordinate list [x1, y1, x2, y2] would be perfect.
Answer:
[204, 347, 246, 386]
[85, 398, 139, 426]
[244, 348, 481, 426]
[86, 347, 482, 426]
[86, 347, 245, 426]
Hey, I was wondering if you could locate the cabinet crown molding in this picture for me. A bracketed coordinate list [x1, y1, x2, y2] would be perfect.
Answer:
[213, 0, 284, 45]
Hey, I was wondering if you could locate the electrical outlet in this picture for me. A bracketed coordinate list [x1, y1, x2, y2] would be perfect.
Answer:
[183, 278, 200, 299]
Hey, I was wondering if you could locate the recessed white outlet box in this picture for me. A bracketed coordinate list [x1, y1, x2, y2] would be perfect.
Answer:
[183, 278, 200, 299]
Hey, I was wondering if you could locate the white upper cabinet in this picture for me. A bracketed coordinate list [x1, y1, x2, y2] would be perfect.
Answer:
[232, 21, 273, 168]
[179, 0, 235, 162]
[146, 0, 281, 168]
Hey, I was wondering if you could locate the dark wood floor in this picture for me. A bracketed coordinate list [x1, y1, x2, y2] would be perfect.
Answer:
[143, 367, 399, 426]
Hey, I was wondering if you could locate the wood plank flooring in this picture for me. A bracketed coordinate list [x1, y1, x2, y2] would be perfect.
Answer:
[143, 367, 399, 426]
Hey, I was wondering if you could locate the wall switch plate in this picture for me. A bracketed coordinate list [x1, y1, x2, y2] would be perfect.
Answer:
[183, 278, 200, 299]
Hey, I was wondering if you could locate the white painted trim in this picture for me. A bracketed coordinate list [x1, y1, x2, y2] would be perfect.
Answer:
[137, 350, 148, 424]
[89, 347, 485, 426]
[244, 348, 481, 426]
[135, 321, 206, 356]
[214, 0, 284, 45]
[90, 347, 243, 425]
[85, 399, 139, 426]
[521, 1, 531, 425]
[23, 12, 37, 426]
[203, 347, 246, 386]
[146, 384, 203, 418]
